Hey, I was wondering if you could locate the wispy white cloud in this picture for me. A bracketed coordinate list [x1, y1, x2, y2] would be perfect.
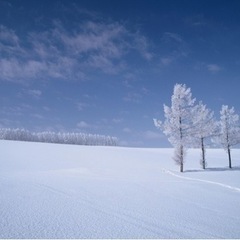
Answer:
[112, 118, 123, 124]
[27, 89, 42, 99]
[194, 62, 222, 74]
[123, 87, 150, 103]
[0, 118, 21, 128]
[0, 104, 32, 117]
[43, 106, 51, 112]
[77, 121, 91, 128]
[142, 130, 163, 140]
[59, 21, 127, 57]
[0, 58, 48, 82]
[163, 32, 183, 43]
[207, 64, 221, 73]
[0, 18, 152, 83]
[133, 34, 153, 60]
[87, 54, 124, 74]
[123, 92, 142, 103]
[0, 25, 19, 46]
[76, 102, 93, 111]
[141, 87, 150, 95]
[185, 15, 206, 27]
[160, 56, 174, 66]
[160, 32, 189, 67]
[31, 113, 44, 119]
[123, 127, 132, 133]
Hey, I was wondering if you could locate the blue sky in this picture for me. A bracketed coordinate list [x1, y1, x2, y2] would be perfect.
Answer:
[1, 0, 240, 147]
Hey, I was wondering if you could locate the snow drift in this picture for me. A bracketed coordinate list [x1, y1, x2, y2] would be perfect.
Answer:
[0, 140, 240, 238]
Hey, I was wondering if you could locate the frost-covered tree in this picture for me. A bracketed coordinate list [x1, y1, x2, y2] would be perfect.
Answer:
[215, 105, 240, 168]
[154, 84, 196, 172]
[192, 102, 217, 169]
[0, 128, 118, 146]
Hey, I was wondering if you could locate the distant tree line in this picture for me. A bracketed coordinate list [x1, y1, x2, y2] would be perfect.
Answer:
[0, 128, 118, 146]
[154, 83, 240, 172]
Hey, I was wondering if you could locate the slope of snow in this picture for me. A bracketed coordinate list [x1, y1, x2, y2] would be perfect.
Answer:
[1, 140, 240, 238]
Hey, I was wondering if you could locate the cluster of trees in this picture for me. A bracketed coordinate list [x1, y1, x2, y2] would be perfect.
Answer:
[0, 128, 118, 146]
[154, 84, 240, 172]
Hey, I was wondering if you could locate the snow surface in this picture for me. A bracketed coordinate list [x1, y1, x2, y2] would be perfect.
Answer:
[1, 140, 240, 238]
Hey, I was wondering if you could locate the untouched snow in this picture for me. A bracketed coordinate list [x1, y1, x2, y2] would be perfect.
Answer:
[1, 140, 240, 238]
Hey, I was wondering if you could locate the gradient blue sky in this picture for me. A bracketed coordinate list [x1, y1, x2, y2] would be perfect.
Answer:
[1, 0, 240, 147]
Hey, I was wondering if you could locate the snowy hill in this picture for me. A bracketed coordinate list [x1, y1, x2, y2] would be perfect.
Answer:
[1, 140, 240, 238]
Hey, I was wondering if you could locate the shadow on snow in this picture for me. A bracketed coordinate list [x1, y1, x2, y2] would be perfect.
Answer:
[185, 166, 240, 173]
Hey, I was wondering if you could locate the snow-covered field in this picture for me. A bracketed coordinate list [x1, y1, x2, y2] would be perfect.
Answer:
[1, 140, 240, 238]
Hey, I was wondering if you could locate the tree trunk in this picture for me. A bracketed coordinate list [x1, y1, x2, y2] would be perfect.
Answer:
[201, 137, 205, 169]
[180, 145, 184, 172]
[228, 147, 232, 168]
[180, 162, 183, 172]
[179, 116, 184, 173]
